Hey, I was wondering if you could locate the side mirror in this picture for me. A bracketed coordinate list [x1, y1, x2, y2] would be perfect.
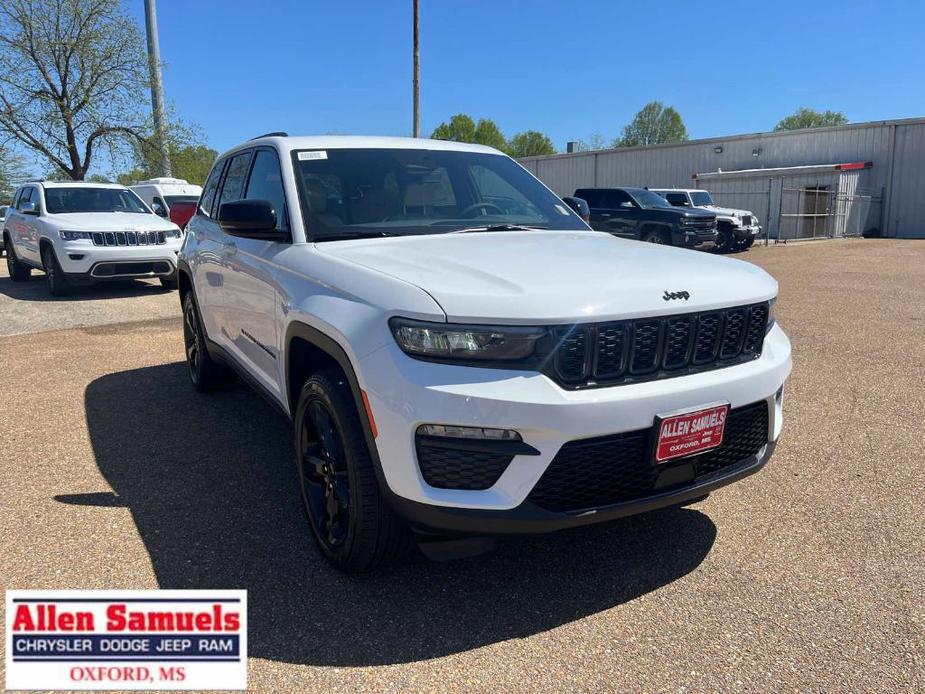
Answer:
[20, 201, 38, 215]
[218, 199, 288, 240]
[619, 201, 635, 209]
[562, 196, 590, 222]
[151, 202, 168, 217]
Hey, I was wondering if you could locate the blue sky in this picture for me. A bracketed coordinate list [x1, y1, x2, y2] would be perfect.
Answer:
[130, 0, 921, 155]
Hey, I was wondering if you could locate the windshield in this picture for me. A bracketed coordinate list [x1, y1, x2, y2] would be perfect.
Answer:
[44, 187, 150, 214]
[690, 191, 715, 206]
[165, 194, 199, 207]
[633, 190, 675, 209]
[291, 148, 587, 240]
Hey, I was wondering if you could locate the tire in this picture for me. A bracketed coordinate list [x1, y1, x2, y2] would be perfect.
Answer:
[160, 273, 179, 290]
[41, 245, 70, 296]
[294, 369, 413, 573]
[5, 238, 30, 281]
[714, 225, 734, 254]
[743, 237, 755, 249]
[642, 228, 668, 245]
[182, 292, 227, 392]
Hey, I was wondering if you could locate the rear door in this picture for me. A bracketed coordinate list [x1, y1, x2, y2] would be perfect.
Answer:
[219, 147, 290, 400]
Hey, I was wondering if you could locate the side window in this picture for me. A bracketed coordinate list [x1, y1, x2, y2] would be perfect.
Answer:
[153, 196, 166, 209]
[576, 189, 602, 207]
[216, 152, 252, 213]
[12, 188, 23, 208]
[17, 187, 35, 209]
[665, 193, 689, 207]
[244, 149, 288, 230]
[603, 190, 633, 208]
[199, 161, 225, 217]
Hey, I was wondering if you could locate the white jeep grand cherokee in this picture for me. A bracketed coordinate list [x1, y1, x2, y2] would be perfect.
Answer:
[179, 135, 791, 572]
[4, 181, 183, 295]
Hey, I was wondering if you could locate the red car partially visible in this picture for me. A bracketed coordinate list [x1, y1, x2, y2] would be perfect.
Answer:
[169, 200, 197, 230]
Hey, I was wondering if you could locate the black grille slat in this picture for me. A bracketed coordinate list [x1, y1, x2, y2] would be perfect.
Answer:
[663, 317, 693, 369]
[555, 327, 588, 382]
[720, 308, 748, 358]
[594, 324, 627, 379]
[89, 230, 168, 247]
[743, 304, 769, 353]
[693, 313, 721, 364]
[630, 320, 661, 374]
[528, 401, 769, 513]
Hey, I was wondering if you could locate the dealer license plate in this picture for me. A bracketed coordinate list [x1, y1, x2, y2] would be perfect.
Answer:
[654, 403, 729, 463]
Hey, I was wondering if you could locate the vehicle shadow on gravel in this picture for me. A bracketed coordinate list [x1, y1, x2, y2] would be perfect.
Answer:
[0, 274, 170, 302]
[72, 363, 717, 666]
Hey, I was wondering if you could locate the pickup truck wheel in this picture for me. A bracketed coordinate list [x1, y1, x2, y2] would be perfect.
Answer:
[5, 241, 31, 281]
[41, 245, 71, 296]
[642, 229, 668, 244]
[182, 292, 226, 392]
[295, 370, 413, 573]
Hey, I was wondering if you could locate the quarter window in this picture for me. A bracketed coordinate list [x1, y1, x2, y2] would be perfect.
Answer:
[199, 161, 224, 217]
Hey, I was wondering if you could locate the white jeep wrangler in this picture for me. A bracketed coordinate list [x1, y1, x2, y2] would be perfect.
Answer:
[4, 181, 183, 295]
[179, 135, 791, 572]
[653, 188, 762, 253]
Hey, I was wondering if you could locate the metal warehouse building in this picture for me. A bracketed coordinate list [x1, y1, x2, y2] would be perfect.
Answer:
[520, 117, 925, 240]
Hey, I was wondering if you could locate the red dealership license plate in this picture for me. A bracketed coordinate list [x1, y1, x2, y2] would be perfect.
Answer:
[654, 403, 729, 463]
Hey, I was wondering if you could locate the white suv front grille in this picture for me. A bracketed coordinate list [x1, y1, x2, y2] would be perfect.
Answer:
[91, 231, 166, 247]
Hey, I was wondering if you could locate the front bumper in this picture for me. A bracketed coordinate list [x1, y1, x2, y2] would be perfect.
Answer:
[56, 238, 182, 282]
[359, 324, 791, 527]
[733, 225, 762, 241]
[677, 228, 719, 249]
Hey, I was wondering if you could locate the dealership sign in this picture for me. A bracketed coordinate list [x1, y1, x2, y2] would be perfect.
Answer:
[5, 590, 247, 690]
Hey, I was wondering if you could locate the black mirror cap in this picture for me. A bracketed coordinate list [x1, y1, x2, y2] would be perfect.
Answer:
[562, 196, 590, 222]
[218, 199, 288, 240]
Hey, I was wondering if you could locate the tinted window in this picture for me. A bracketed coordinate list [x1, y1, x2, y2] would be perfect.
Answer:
[602, 189, 633, 207]
[632, 190, 673, 209]
[665, 193, 690, 207]
[244, 149, 288, 230]
[217, 152, 252, 212]
[690, 191, 715, 206]
[293, 148, 587, 241]
[44, 187, 149, 214]
[164, 195, 199, 207]
[199, 161, 224, 217]
[575, 189, 602, 207]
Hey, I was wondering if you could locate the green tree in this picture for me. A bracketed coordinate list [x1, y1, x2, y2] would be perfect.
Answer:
[431, 113, 508, 151]
[0, 146, 29, 202]
[508, 130, 556, 158]
[0, 0, 150, 180]
[774, 107, 848, 131]
[118, 143, 217, 186]
[616, 101, 688, 147]
[572, 133, 607, 152]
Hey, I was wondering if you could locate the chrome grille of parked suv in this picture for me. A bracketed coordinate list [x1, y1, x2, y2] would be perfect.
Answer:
[91, 231, 166, 246]
[551, 302, 770, 389]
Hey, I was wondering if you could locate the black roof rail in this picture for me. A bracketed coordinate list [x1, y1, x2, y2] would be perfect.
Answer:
[249, 131, 288, 140]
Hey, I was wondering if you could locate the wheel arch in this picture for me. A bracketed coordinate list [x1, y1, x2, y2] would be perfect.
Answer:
[38, 236, 56, 266]
[284, 322, 380, 471]
[640, 223, 672, 240]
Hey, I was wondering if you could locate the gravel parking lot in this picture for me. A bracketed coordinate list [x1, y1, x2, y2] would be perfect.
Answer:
[1, 239, 923, 692]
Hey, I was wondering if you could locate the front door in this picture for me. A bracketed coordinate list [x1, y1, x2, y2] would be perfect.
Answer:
[219, 148, 289, 401]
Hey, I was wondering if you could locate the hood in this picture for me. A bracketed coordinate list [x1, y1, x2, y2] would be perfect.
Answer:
[654, 206, 715, 219]
[47, 212, 178, 231]
[317, 231, 777, 324]
[702, 205, 754, 218]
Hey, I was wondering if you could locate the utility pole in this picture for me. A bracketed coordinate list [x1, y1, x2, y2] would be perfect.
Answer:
[412, 0, 420, 138]
[144, 0, 172, 177]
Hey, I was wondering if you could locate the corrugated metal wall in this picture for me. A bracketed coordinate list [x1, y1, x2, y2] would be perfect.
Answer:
[521, 118, 925, 238]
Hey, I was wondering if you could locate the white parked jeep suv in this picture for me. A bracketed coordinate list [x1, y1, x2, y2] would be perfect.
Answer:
[179, 135, 791, 572]
[653, 189, 762, 253]
[4, 181, 183, 295]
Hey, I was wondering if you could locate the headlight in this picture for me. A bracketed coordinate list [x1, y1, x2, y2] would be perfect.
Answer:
[58, 230, 91, 240]
[766, 298, 777, 334]
[389, 318, 545, 362]
[165, 228, 182, 239]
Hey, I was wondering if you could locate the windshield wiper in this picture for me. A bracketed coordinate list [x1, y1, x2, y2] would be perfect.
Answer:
[450, 224, 543, 234]
[313, 230, 400, 242]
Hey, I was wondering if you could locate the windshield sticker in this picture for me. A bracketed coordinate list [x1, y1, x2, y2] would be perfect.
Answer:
[297, 151, 328, 161]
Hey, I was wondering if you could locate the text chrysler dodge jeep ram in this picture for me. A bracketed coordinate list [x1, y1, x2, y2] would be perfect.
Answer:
[179, 135, 791, 572]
